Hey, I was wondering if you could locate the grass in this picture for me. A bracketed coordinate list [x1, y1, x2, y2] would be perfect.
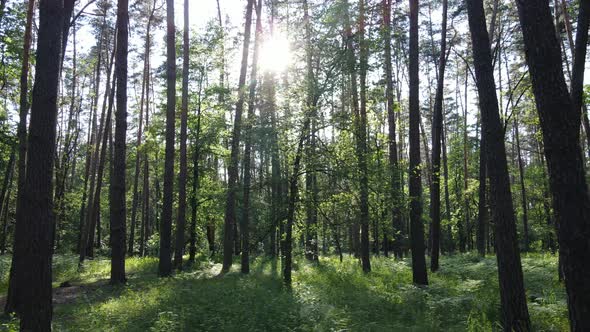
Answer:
[0, 253, 568, 331]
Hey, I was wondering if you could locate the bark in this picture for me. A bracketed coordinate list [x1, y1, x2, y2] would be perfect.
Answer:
[129, 15, 150, 257]
[241, 0, 262, 274]
[9, 1, 63, 328]
[463, 69, 471, 252]
[514, 116, 529, 251]
[159, 0, 176, 277]
[466, 0, 531, 329]
[408, 0, 428, 286]
[383, 0, 403, 259]
[4, 0, 36, 315]
[81, 41, 116, 262]
[344, 0, 361, 260]
[283, 115, 311, 287]
[442, 120, 454, 253]
[570, 0, 589, 127]
[357, 0, 371, 273]
[174, 0, 190, 271]
[189, 82, 203, 262]
[55, 22, 79, 250]
[515, 0, 590, 329]
[140, 2, 155, 257]
[303, 0, 319, 263]
[429, 0, 448, 272]
[221, 0, 255, 273]
[110, 0, 129, 285]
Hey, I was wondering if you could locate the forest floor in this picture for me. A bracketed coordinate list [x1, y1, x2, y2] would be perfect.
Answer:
[0, 252, 568, 331]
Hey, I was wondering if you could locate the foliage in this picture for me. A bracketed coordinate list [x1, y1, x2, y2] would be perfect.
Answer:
[0, 253, 567, 331]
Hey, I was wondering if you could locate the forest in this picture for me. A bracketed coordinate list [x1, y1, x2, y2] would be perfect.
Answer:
[0, 0, 588, 330]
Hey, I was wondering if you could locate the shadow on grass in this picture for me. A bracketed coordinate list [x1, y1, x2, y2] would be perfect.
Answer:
[54, 257, 306, 332]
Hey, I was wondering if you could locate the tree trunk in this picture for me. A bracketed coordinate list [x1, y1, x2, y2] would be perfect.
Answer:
[357, 0, 371, 273]
[4, 0, 35, 315]
[221, 0, 255, 273]
[283, 115, 311, 287]
[82, 44, 116, 262]
[241, 0, 262, 274]
[466, 0, 531, 329]
[140, 3, 155, 257]
[9, 1, 64, 328]
[513, 116, 529, 251]
[110, 0, 129, 285]
[159, 0, 177, 277]
[383, 0, 403, 259]
[515, 0, 590, 329]
[173, 0, 190, 271]
[189, 82, 203, 262]
[129, 12, 152, 257]
[429, 0, 448, 272]
[408, 0, 428, 286]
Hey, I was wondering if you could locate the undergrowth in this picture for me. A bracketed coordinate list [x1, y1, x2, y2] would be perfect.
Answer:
[0, 253, 568, 331]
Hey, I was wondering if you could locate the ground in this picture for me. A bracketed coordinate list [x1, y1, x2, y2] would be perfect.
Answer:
[0, 253, 568, 331]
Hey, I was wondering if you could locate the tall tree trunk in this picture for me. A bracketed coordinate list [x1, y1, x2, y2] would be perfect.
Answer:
[130, 6, 155, 256]
[159, 0, 177, 277]
[241, 0, 262, 274]
[221, 0, 255, 274]
[408, 0, 428, 286]
[429, 0, 448, 272]
[110, 0, 129, 285]
[462, 69, 470, 252]
[140, 3, 155, 257]
[442, 120, 453, 253]
[383, 0, 403, 259]
[466, 0, 531, 329]
[4, 0, 36, 315]
[283, 116, 311, 287]
[303, 0, 319, 264]
[344, 0, 361, 260]
[9, 1, 64, 328]
[174, 0, 190, 271]
[189, 82, 203, 262]
[514, 116, 529, 251]
[515, 1, 590, 329]
[357, 0, 371, 273]
[82, 43, 116, 262]
[55, 22, 79, 250]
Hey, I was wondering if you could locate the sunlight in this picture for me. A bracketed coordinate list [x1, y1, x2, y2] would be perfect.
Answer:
[259, 33, 291, 73]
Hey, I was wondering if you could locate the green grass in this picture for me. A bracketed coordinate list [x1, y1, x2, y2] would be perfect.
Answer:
[0, 253, 568, 331]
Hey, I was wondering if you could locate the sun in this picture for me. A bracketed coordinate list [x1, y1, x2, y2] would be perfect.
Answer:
[259, 33, 291, 73]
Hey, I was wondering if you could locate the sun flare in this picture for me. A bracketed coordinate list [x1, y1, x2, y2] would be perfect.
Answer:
[260, 33, 291, 73]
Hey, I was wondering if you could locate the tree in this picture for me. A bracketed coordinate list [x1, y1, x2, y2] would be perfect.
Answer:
[466, 0, 530, 329]
[429, 0, 448, 272]
[159, 0, 176, 277]
[241, 0, 263, 274]
[110, 0, 129, 284]
[408, 0, 427, 286]
[357, 0, 371, 273]
[8, 0, 64, 328]
[221, 0, 255, 274]
[382, 0, 403, 259]
[173, 0, 189, 271]
[515, 0, 590, 329]
[3, 0, 35, 315]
